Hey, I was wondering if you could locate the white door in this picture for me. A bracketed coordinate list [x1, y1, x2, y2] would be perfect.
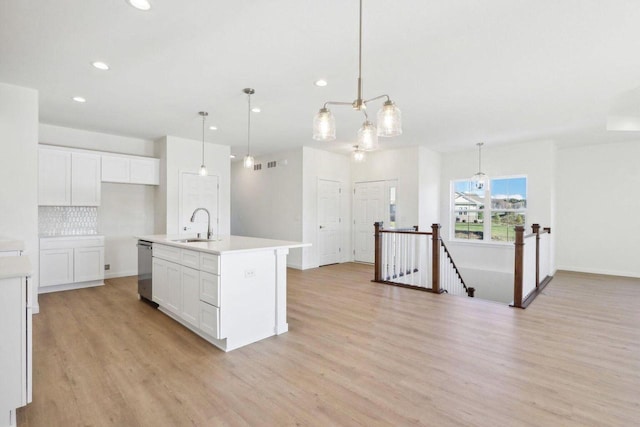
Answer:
[73, 247, 104, 282]
[318, 179, 341, 266]
[353, 181, 388, 263]
[152, 258, 167, 306]
[39, 248, 74, 287]
[165, 261, 182, 315]
[130, 158, 159, 185]
[180, 172, 219, 237]
[181, 266, 200, 328]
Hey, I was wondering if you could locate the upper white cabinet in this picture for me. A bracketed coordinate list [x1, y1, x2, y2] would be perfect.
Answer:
[102, 155, 159, 185]
[71, 152, 101, 206]
[38, 148, 71, 206]
[38, 148, 101, 206]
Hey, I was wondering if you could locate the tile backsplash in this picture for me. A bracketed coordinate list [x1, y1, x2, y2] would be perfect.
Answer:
[39, 206, 98, 236]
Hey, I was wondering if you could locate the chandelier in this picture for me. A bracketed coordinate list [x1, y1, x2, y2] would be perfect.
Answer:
[312, 0, 402, 150]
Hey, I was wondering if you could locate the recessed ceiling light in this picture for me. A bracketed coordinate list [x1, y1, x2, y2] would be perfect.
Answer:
[92, 61, 110, 71]
[72, 96, 86, 103]
[230, 154, 236, 159]
[314, 79, 328, 87]
[209, 126, 218, 130]
[126, 0, 151, 11]
[251, 107, 261, 113]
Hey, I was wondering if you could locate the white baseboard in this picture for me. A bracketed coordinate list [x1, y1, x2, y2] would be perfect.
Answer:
[287, 262, 303, 270]
[38, 280, 104, 294]
[105, 270, 137, 279]
[556, 265, 640, 279]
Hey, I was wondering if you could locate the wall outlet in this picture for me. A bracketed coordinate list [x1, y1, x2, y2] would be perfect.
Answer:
[244, 268, 256, 278]
[104, 264, 110, 271]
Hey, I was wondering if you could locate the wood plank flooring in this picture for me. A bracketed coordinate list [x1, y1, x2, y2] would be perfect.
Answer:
[18, 264, 640, 426]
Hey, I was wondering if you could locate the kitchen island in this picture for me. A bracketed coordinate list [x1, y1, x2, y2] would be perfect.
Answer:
[137, 235, 309, 351]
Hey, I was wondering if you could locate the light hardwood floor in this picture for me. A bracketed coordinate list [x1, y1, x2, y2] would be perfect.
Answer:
[18, 264, 640, 426]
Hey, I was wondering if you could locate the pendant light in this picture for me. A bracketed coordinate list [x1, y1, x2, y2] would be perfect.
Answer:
[243, 88, 255, 169]
[313, 0, 402, 148]
[352, 145, 366, 163]
[471, 142, 487, 190]
[198, 111, 208, 176]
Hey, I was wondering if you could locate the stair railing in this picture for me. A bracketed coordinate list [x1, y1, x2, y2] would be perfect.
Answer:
[512, 224, 553, 308]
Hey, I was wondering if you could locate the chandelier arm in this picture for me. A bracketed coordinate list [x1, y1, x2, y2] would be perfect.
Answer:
[363, 94, 390, 104]
[323, 101, 355, 108]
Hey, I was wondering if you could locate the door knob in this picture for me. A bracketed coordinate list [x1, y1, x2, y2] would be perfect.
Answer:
[319, 225, 325, 229]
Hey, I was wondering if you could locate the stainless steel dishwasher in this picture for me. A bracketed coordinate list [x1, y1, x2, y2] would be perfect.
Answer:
[137, 240, 155, 304]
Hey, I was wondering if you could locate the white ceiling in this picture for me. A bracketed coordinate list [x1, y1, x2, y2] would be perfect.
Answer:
[2, 0, 640, 156]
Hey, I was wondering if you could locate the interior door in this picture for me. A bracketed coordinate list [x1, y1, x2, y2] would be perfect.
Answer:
[353, 181, 387, 263]
[180, 172, 219, 237]
[318, 179, 341, 266]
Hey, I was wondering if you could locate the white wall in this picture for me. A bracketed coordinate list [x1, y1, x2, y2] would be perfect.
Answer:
[39, 124, 158, 278]
[230, 149, 304, 268]
[302, 147, 352, 269]
[439, 139, 556, 302]
[0, 83, 39, 311]
[556, 141, 640, 277]
[418, 146, 442, 230]
[40, 123, 155, 156]
[157, 136, 231, 236]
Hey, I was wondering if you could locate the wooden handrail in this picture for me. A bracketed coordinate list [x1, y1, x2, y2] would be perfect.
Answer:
[512, 223, 553, 309]
[440, 240, 475, 297]
[431, 224, 441, 294]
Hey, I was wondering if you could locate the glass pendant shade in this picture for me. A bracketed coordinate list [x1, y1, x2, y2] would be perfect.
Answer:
[199, 165, 207, 176]
[352, 146, 366, 163]
[358, 121, 378, 151]
[243, 155, 255, 169]
[471, 172, 487, 190]
[313, 108, 336, 141]
[377, 100, 402, 137]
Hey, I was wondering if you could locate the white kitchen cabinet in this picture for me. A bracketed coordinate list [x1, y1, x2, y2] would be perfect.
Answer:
[165, 261, 182, 315]
[71, 152, 101, 206]
[199, 301, 220, 339]
[38, 148, 101, 206]
[130, 157, 159, 185]
[102, 155, 159, 185]
[152, 258, 168, 306]
[0, 256, 32, 426]
[39, 248, 74, 287]
[73, 246, 105, 282]
[39, 236, 105, 292]
[38, 148, 71, 206]
[101, 155, 130, 183]
[199, 271, 220, 307]
[181, 267, 200, 328]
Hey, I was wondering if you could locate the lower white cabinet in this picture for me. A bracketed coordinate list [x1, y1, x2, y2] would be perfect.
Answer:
[39, 236, 105, 292]
[151, 258, 168, 306]
[0, 259, 32, 426]
[199, 301, 220, 339]
[181, 267, 200, 328]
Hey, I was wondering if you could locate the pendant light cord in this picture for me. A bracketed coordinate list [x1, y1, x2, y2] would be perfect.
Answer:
[201, 114, 205, 165]
[357, 0, 363, 103]
[247, 93, 251, 156]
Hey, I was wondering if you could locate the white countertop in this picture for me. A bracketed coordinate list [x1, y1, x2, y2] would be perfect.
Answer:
[0, 239, 25, 252]
[138, 235, 310, 255]
[0, 256, 31, 280]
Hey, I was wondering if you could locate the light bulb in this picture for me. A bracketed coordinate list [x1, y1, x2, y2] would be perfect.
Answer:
[243, 155, 255, 169]
[352, 146, 366, 163]
[199, 165, 207, 176]
[358, 121, 378, 150]
[313, 108, 336, 141]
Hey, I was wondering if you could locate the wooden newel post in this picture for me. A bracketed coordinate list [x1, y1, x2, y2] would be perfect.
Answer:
[431, 223, 441, 294]
[374, 222, 383, 282]
[513, 225, 525, 308]
[531, 223, 540, 289]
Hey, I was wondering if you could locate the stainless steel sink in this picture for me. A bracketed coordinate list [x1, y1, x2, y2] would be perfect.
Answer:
[171, 238, 215, 243]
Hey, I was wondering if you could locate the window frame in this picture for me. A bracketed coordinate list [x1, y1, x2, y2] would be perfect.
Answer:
[450, 174, 528, 244]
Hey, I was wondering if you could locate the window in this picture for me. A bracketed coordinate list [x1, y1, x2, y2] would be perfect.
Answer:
[452, 176, 527, 243]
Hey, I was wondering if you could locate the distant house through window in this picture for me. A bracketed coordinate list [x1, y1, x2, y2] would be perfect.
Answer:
[452, 176, 527, 242]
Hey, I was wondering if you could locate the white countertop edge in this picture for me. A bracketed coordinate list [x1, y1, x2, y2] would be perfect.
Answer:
[40, 235, 104, 240]
[137, 235, 311, 255]
[0, 256, 31, 280]
[0, 239, 25, 252]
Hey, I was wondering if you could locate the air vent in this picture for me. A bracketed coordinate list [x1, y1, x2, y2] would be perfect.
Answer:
[267, 161, 277, 168]
[253, 163, 262, 171]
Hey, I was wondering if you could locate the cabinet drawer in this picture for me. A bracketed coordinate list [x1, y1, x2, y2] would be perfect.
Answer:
[199, 271, 220, 307]
[200, 253, 220, 275]
[199, 301, 220, 339]
[40, 236, 105, 250]
[181, 249, 200, 270]
[153, 244, 181, 263]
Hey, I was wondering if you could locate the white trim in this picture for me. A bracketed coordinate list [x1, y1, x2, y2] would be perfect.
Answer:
[38, 280, 103, 294]
[556, 266, 640, 279]
[105, 270, 137, 279]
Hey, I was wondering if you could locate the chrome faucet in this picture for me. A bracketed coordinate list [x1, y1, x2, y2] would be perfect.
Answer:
[190, 208, 212, 239]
